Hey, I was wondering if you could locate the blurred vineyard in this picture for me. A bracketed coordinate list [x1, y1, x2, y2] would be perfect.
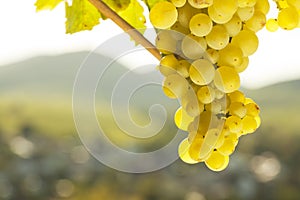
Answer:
[0, 52, 300, 200]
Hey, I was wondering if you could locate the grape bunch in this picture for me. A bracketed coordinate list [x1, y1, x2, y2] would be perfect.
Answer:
[266, 0, 300, 31]
[149, 0, 267, 171]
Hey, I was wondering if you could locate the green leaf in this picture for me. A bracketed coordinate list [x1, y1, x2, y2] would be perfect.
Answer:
[119, 0, 146, 32]
[35, 0, 63, 11]
[103, 0, 131, 12]
[65, 0, 101, 34]
[143, 0, 167, 9]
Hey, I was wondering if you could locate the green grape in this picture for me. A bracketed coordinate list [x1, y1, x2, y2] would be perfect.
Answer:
[156, 30, 178, 54]
[240, 115, 258, 135]
[149, 1, 178, 29]
[266, 19, 279, 32]
[231, 30, 259, 56]
[287, 0, 300, 9]
[177, 3, 199, 28]
[238, 0, 257, 7]
[245, 102, 260, 117]
[204, 48, 219, 64]
[158, 54, 178, 76]
[207, 5, 233, 24]
[235, 56, 249, 73]
[217, 137, 237, 156]
[244, 11, 266, 32]
[229, 102, 247, 118]
[236, 6, 254, 21]
[225, 115, 242, 134]
[178, 138, 199, 164]
[177, 59, 190, 78]
[214, 66, 240, 93]
[171, 22, 190, 40]
[205, 150, 229, 171]
[278, 7, 299, 30]
[162, 73, 189, 99]
[229, 90, 245, 103]
[171, 0, 186, 7]
[224, 15, 242, 37]
[218, 44, 244, 68]
[181, 34, 207, 59]
[197, 85, 216, 104]
[189, 59, 215, 85]
[188, 0, 213, 8]
[255, 0, 270, 15]
[205, 25, 230, 50]
[174, 106, 194, 131]
[189, 13, 213, 37]
[213, 0, 238, 16]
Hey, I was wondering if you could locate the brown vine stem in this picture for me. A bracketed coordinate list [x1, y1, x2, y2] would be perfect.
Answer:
[88, 0, 161, 60]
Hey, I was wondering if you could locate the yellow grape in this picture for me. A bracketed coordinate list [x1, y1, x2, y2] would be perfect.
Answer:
[215, 129, 226, 149]
[266, 19, 279, 32]
[287, 0, 300, 9]
[214, 66, 240, 93]
[214, 88, 225, 100]
[181, 34, 207, 59]
[158, 54, 178, 76]
[218, 44, 244, 68]
[197, 85, 216, 104]
[244, 97, 255, 104]
[213, 0, 238, 16]
[236, 6, 254, 21]
[255, 115, 261, 128]
[231, 29, 259, 56]
[177, 3, 199, 28]
[200, 128, 223, 159]
[189, 135, 205, 161]
[224, 15, 242, 37]
[217, 137, 237, 156]
[189, 59, 215, 85]
[278, 7, 299, 30]
[245, 103, 260, 117]
[197, 111, 214, 134]
[182, 90, 205, 117]
[205, 25, 230, 50]
[238, 0, 257, 8]
[174, 106, 194, 131]
[244, 11, 267, 32]
[162, 73, 189, 99]
[204, 49, 219, 64]
[149, 1, 178, 29]
[178, 138, 199, 164]
[226, 115, 242, 134]
[188, 0, 213, 8]
[189, 13, 213, 37]
[229, 90, 245, 103]
[177, 59, 190, 78]
[205, 100, 222, 114]
[171, 22, 190, 40]
[205, 150, 230, 171]
[255, 0, 270, 15]
[240, 115, 258, 135]
[276, 0, 289, 9]
[229, 102, 247, 118]
[235, 56, 249, 73]
[207, 5, 233, 24]
[156, 30, 178, 55]
[171, 0, 186, 7]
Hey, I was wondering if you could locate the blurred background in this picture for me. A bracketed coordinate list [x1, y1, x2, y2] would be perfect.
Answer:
[1, 1, 300, 200]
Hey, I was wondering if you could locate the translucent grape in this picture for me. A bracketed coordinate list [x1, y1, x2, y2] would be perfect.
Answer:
[229, 102, 247, 118]
[266, 19, 279, 32]
[201, 128, 223, 159]
[278, 7, 299, 30]
[162, 73, 189, 99]
[182, 90, 205, 117]
[226, 115, 242, 134]
[149, 1, 178, 29]
[177, 3, 199, 28]
[218, 44, 244, 68]
[171, 0, 186, 7]
[171, 22, 190, 40]
[287, 0, 300, 9]
[174, 107, 194, 131]
[238, 0, 257, 8]
[236, 6, 254, 21]
[158, 54, 178, 76]
[224, 15, 242, 37]
[231, 30, 259, 56]
[214, 66, 240, 93]
[189, 135, 205, 161]
[177, 59, 190, 78]
[215, 129, 226, 149]
[213, 0, 238, 16]
[178, 138, 199, 164]
[156, 30, 178, 54]
[197, 85, 216, 104]
[189, 59, 215, 85]
[245, 103, 260, 117]
[188, 0, 213, 8]
[189, 13, 213, 37]
[205, 100, 222, 114]
[205, 25, 230, 50]
[217, 137, 237, 156]
[241, 115, 258, 135]
[205, 150, 229, 171]
[204, 48, 219, 64]
[207, 5, 233, 24]
[229, 90, 245, 103]
[244, 11, 266, 32]
[255, 0, 270, 15]
[181, 34, 207, 59]
[235, 56, 249, 73]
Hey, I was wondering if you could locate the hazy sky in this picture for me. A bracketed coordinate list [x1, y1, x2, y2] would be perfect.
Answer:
[0, 0, 300, 89]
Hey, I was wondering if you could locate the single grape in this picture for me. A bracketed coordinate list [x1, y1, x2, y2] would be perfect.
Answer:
[158, 54, 178, 76]
[226, 115, 243, 134]
[218, 44, 244, 68]
[208, 5, 233, 24]
[224, 15, 242, 37]
[177, 59, 191, 78]
[255, 0, 270, 15]
[266, 19, 279, 32]
[240, 115, 258, 135]
[162, 73, 189, 98]
[197, 85, 216, 104]
[205, 25, 230, 50]
[204, 48, 219, 64]
[178, 138, 199, 164]
[189, 13, 213, 37]
[174, 106, 194, 131]
[238, 0, 257, 8]
[149, 1, 178, 29]
[205, 150, 230, 171]
[171, 0, 186, 7]
[177, 3, 199, 28]
[278, 7, 299, 30]
[235, 56, 249, 73]
[213, 0, 238, 16]
[189, 59, 215, 85]
[229, 102, 247, 118]
[156, 30, 178, 54]
[245, 102, 260, 117]
[188, 0, 213, 8]
[236, 6, 254, 21]
[214, 66, 240, 93]
[181, 34, 207, 59]
[217, 137, 237, 156]
[229, 90, 245, 103]
[231, 29, 259, 56]
[244, 11, 266, 32]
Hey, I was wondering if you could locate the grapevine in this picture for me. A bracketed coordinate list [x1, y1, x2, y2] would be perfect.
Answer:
[35, 0, 300, 171]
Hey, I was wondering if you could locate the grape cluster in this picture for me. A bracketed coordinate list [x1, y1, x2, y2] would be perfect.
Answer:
[266, 0, 300, 31]
[149, 0, 265, 171]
